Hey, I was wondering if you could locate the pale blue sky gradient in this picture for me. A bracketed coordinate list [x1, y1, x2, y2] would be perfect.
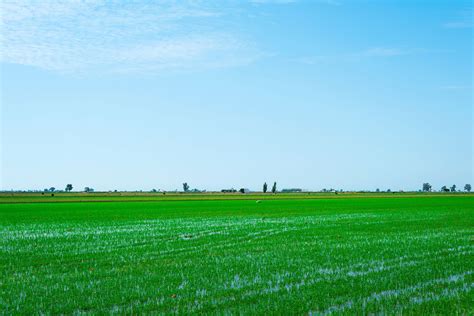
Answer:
[1, 0, 472, 191]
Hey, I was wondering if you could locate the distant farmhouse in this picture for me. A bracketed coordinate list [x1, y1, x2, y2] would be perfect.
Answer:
[281, 188, 303, 193]
[221, 189, 237, 193]
[221, 188, 250, 193]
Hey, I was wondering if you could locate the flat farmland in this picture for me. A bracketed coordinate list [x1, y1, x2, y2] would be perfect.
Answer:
[0, 195, 473, 314]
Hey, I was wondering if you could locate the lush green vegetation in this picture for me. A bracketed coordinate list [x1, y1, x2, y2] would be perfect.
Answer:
[1, 195, 472, 314]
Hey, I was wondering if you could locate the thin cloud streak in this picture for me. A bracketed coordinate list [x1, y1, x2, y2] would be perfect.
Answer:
[443, 8, 473, 29]
[291, 47, 410, 65]
[359, 47, 407, 57]
[440, 85, 471, 90]
[290, 46, 457, 66]
[249, 0, 340, 5]
[443, 21, 472, 29]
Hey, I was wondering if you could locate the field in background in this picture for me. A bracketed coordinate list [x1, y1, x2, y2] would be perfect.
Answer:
[0, 191, 467, 204]
[1, 195, 473, 314]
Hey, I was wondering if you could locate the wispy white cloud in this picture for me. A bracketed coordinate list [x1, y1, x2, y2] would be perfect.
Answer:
[358, 47, 407, 57]
[249, 0, 340, 5]
[291, 47, 410, 65]
[0, 0, 260, 74]
[443, 9, 472, 29]
[440, 85, 471, 90]
[292, 46, 456, 66]
[290, 56, 329, 65]
[443, 21, 472, 29]
[249, 0, 298, 4]
[112, 34, 263, 74]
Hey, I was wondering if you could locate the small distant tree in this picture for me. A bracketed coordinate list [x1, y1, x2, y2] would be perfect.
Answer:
[422, 183, 432, 192]
[84, 187, 94, 193]
[263, 182, 268, 193]
[375, 188, 380, 193]
[65, 184, 73, 192]
[49, 187, 55, 192]
[272, 182, 277, 194]
[387, 189, 391, 193]
[441, 185, 449, 192]
[182, 183, 189, 192]
[450, 184, 456, 192]
[464, 184, 471, 192]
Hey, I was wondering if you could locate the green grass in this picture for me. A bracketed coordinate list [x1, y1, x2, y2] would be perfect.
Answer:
[1, 196, 473, 314]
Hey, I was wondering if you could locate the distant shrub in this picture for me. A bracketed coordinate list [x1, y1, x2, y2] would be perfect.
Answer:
[183, 183, 189, 192]
[422, 183, 432, 192]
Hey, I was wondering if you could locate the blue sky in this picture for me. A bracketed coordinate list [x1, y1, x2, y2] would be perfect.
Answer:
[1, 0, 472, 192]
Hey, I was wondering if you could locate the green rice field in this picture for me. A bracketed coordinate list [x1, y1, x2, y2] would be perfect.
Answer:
[1, 194, 473, 314]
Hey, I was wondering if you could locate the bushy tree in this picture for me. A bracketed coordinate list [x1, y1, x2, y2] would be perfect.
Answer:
[422, 183, 432, 192]
[441, 185, 449, 192]
[65, 184, 73, 192]
[263, 182, 268, 193]
[84, 187, 94, 193]
[49, 187, 55, 192]
[182, 183, 189, 192]
[272, 182, 277, 194]
[450, 184, 456, 192]
[464, 184, 471, 192]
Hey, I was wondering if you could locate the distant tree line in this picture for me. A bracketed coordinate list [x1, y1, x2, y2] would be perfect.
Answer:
[42, 184, 98, 193]
[423, 183, 470, 192]
[23, 182, 474, 195]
